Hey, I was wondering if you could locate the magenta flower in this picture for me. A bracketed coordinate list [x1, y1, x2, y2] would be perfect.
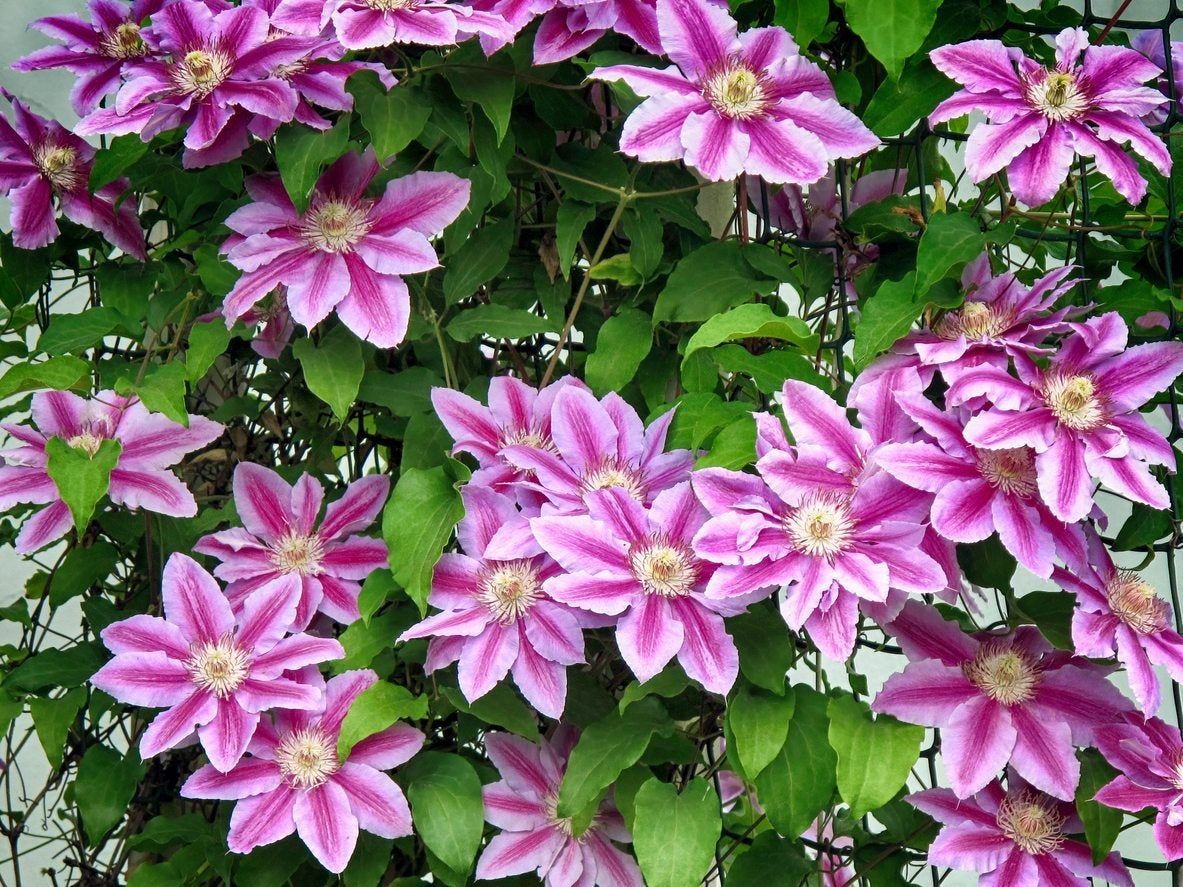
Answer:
[929, 27, 1169, 206]
[75, 1, 310, 168]
[0, 95, 145, 256]
[91, 554, 342, 772]
[1132, 31, 1183, 120]
[195, 463, 389, 630]
[220, 150, 470, 348]
[399, 487, 584, 717]
[475, 729, 643, 886]
[873, 602, 1131, 799]
[528, 0, 665, 64]
[271, 0, 515, 51]
[182, 669, 424, 873]
[951, 312, 1183, 523]
[589, 0, 878, 182]
[909, 777, 1132, 886]
[1055, 531, 1183, 716]
[1094, 715, 1183, 861]
[534, 482, 742, 693]
[0, 390, 222, 553]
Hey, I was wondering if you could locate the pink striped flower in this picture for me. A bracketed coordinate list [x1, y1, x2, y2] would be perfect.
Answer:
[399, 487, 585, 717]
[909, 777, 1132, 886]
[195, 463, 389, 630]
[475, 729, 642, 886]
[873, 602, 1131, 800]
[91, 554, 342, 772]
[950, 312, 1183, 523]
[589, 0, 878, 182]
[220, 150, 470, 348]
[182, 669, 424, 874]
[929, 27, 1169, 206]
[271, 0, 515, 51]
[0, 390, 221, 553]
[534, 482, 741, 693]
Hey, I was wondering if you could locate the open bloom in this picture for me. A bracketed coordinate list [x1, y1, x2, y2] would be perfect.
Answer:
[91, 554, 342, 772]
[929, 27, 1169, 205]
[399, 487, 584, 717]
[195, 463, 389, 630]
[182, 669, 424, 873]
[220, 150, 470, 348]
[909, 776, 1132, 886]
[590, 0, 877, 182]
[475, 729, 643, 886]
[0, 390, 222, 553]
[1132, 31, 1183, 120]
[534, 483, 742, 693]
[272, 0, 514, 51]
[0, 95, 145, 256]
[873, 602, 1130, 799]
[951, 312, 1183, 523]
[1055, 531, 1183, 716]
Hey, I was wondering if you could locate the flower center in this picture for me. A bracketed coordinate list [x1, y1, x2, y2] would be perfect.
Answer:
[365, 0, 417, 8]
[996, 790, 1066, 855]
[977, 447, 1037, 498]
[63, 431, 105, 457]
[34, 144, 82, 192]
[273, 58, 310, 80]
[962, 643, 1039, 705]
[100, 22, 145, 59]
[1043, 373, 1104, 431]
[582, 459, 646, 502]
[270, 531, 325, 575]
[276, 727, 339, 789]
[545, 792, 598, 839]
[300, 199, 371, 253]
[185, 636, 250, 698]
[703, 61, 769, 120]
[172, 48, 233, 97]
[1026, 70, 1089, 122]
[476, 561, 542, 624]
[500, 425, 556, 452]
[784, 493, 856, 559]
[630, 540, 697, 597]
[1106, 570, 1170, 634]
[934, 301, 1013, 342]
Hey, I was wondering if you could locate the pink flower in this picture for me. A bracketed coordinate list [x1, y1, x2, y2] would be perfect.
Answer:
[195, 463, 389, 630]
[1055, 531, 1183, 716]
[513, 0, 684, 64]
[873, 602, 1131, 800]
[0, 94, 145, 256]
[475, 729, 643, 886]
[909, 776, 1132, 886]
[1094, 715, 1183, 861]
[91, 553, 343, 772]
[950, 312, 1183, 523]
[929, 27, 1170, 206]
[589, 0, 878, 182]
[182, 669, 424, 874]
[534, 482, 742, 693]
[1132, 31, 1183, 121]
[75, 1, 311, 168]
[271, 0, 514, 51]
[220, 150, 470, 348]
[0, 390, 222, 553]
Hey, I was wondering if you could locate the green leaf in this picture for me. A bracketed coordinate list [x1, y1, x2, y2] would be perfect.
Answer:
[186, 320, 233, 382]
[446, 64, 514, 143]
[38, 308, 126, 355]
[632, 779, 721, 887]
[586, 307, 653, 394]
[358, 366, 441, 416]
[382, 466, 464, 612]
[344, 832, 394, 887]
[6, 642, 106, 692]
[30, 689, 85, 769]
[120, 362, 189, 425]
[589, 253, 643, 285]
[129, 813, 217, 850]
[446, 304, 554, 342]
[841, 0, 942, 80]
[624, 209, 664, 279]
[402, 752, 485, 878]
[274, 117, 350, 211]
[957, 534, 1016, 592]
[695, 416, 756, 470]
[292, 325, 364, 421]
[853, 272, 922, 370]
[1114, 502, 1173, 550]
[193, 242, 239, 296]
[1077, 749, 1123, 864]
[753, 686, 836, 838]
[50, 541, 120, 607]
[773, 0, 829, 47]
[914, 212, 984, 298]
[45, 437, 122, 532]
[351, 73, 432, 159]
[337, 682, 428, 760]
[726, 832, 812, 887]
[443, 219, 515, 303]
[90, 135, 151, 191]
[1014, 591, 1074, 650]
[727, 684, 796, 779]
[728, 606, 793, 694]
[654, 242, 779, 323]
[75, 743, 146, 842]
[442, 683, 538, 737]
[556, 201, 595, 278]
[827, 694, 923, 817]
[712, 345, 819, 394]
[619, 664, 690, 712]
[333, 611, 400, 673]
[863, 58, 957, 136]
[682, 303, 816, 368]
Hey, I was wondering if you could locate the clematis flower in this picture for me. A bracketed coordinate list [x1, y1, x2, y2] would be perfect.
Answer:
[929, 27, 1170, 206]
[195, 463, 389, 630]
[534, 482, 742, 693]
[1055, 531, 1183, 716]
[12, 0, 163, 116]
[75, 1, 311, 168]
[91, 554, 342, 772]
[1132, 30, 1183, 120]
[1094, 715, 1183, 861]
[873, 602, 1131, 800]
[0, 390, 222, 553]
[909, 776, 1132, 886]
[589, 0, 878, 182]
[219, 150, 470, 348]
[182, 669, 424, 873]
[950, 312, 1183, 523]
[0, 95, 145, 256]
[516, 0, 680, 64]
[271, 0, 515, 51]
[475, 729, 643, 886]
[399, 487, 584, 717]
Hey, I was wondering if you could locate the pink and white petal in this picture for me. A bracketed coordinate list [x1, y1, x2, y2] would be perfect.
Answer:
[907, 787, 996, 828]
[929, 39, 1022, 94]
[430, 388, 501, 459]
[875, 442, 977, 492]
[771, 94, 879, 160]
[531, 516, 630, 574]
[475, 826, 566, 880]
[140, 690, 219, 758]
[400, 605, 492, 642]
[523, 601, 585, 666]
[484, 731, 558, 796]
[1155, 815, 1183, 862]
[320, 670, 379, 737]
[1008, 706, 1080, 800]
[320, 474, 390, 540]
[182, 758, 282, 801]
[251, 634, 345, 678]
[992, 494, 1055, 578]
[926, 823, 1015, 872]
[511, 640, 569, 719]
[942, 697, 1017, 799]
[320, 536, 389, 580]
[371, 170, 471, 238]
[832, 551, 890, 603]
[459, 624, 520, 701]
[964, 113, 1047, 182]
[657, 0, 736, 79]
[162, 554, 234, 644]
[584, 831, 645, 887]
[14, 500, 74, 553]
[107, 467, 197, 517]
[618, 94, 701, 162]
[101, 614, 190, 659]
[1035, 435, 1094, 524]
[962, 407, 1057, 451]
[682, 111, 748, 183]
[348, 723, 425, 770]
[1116, 624, 1160, 716]
[236, 574, 301, 653]
[199, 698, 260, 773]
[335, 258, 411, 349]
[234, 676, 323, 714]
[872, 662, 978, 726]
[616, 595, 683, 683]
[90, 652, 193, 707]
[1097, 341, 1183, 413]
[232, 463, 294, 543]
[550, 387, 618, 473]
[805, 588, 859, 661]
[332, 763, 413, 838]
[979, 849, 1039, 887]
[31, 389, 87, 439]
[590, 63, 698, 97]
[354, 231, 439, 276]
[294, 780, 360, 874]
[286, 251, 351, 330]
[671, 598, 738, 694]
[226, 786, 298, 853]
[1067, 121, 1148, 205]
[483, 781, 550, 831]
[1005, 125, 1075, 207]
